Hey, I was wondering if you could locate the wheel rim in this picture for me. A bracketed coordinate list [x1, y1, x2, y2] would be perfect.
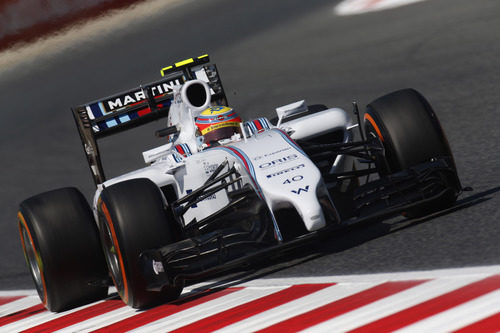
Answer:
[100, 220, 125, 297]
[20, 225, 44, 299]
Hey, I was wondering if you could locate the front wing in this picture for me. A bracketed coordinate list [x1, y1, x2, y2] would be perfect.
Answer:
[139, 156, 459, 291]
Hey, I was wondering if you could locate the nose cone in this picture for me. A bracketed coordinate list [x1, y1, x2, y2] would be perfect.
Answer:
[232, 129, 327, 232]
[262, 168, 326, 231]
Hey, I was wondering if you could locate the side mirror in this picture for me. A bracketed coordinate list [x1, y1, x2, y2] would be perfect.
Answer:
[155, 125, 178, 138]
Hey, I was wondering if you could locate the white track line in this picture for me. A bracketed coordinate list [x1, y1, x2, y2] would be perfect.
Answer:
[227, 265, 500, 287]
[0, 295, 39, 317]
[301, 275, 483, 332]
[395, 289, 500, 333]
[0, 298, 108, 333]
[335, 0, 432, 16]
[0, 0, 189, 74]
[1, 266, 499, 331]
[57, 305, 138, 333]
[215, 282, 377, 333]
[129, 287, 287, 333]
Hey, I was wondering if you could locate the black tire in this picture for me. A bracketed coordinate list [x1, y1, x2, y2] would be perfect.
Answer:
[364, 89, 460, 213]
[97, 178, 182, 309]
[18, 188, 108, 312]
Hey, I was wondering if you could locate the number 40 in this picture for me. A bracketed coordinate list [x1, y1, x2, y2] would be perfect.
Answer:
[283, 175, 303, 184]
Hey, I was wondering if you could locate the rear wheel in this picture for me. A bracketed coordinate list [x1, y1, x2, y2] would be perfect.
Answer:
[364, 89, 461, 214]
[18, 188, 108, 312]
[98, 178, 182, 309]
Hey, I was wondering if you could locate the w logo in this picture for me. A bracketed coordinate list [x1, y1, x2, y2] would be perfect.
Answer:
[291, 186, 309, 195]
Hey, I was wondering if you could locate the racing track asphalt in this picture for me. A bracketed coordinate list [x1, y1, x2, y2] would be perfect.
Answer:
[0, 0, 499, 290]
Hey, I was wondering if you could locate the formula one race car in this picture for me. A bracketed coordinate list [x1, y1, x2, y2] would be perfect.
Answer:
[18, 55, 463, 312]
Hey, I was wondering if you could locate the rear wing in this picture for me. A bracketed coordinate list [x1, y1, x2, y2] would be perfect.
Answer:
[72, 55, 228, 186]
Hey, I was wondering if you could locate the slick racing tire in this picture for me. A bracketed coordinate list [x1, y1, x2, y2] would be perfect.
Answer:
[364, 89, 460, 215]
[18, 188, 108, 312]
[98, 178, 182, 309]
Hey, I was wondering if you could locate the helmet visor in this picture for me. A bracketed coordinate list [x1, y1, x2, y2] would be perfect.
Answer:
[203, 125, 241, 144]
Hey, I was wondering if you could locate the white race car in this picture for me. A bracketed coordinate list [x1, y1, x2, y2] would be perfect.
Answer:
[18, 55, 463, 311]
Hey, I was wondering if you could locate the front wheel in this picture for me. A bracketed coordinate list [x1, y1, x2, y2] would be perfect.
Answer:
[98, 178, 182, 309]
[364, 89, 461, 215]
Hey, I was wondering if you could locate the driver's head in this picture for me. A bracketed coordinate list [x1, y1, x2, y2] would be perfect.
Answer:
[195, 106, 242, 144]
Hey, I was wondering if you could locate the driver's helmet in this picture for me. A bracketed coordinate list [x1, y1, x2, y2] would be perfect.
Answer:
[195, 106, 242, 144]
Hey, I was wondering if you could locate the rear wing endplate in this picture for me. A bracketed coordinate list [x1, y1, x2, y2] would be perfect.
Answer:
[72, 55, 227, 186]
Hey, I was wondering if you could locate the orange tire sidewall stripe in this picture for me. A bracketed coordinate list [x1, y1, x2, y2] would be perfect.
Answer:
[17, 211, 48, 307]
[364, 113, 385, 142]
[99, 200, 129, 304]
